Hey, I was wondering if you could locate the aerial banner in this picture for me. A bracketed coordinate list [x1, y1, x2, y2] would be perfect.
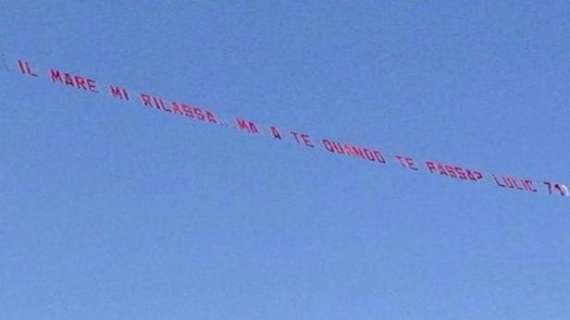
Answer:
[10, 57, 570, 199]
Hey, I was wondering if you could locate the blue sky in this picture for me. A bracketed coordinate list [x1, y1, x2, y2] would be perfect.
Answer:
[1, 1, 569, 319]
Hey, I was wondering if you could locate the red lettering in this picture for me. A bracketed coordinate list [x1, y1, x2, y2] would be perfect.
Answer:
[444, 165, 457, 178]
[427, 161, 482, 183]
[291, 131, 314, 148]
[194, 108, 205, 120]
[546, 182, 570, 196]
[171, 102, 184, 115]
[140, 94, 152, 106]
[426, 161, 436, 173]
[321, 138, 385, 165]
[455, 167, 467, 180]
[64, 73, 74, 86]
[524, 179, 537, 192]
[236, 118, 259, 134]
[437, 164, 448, 176]
[109, 86, 129, 101]
[373, 151, 386, 164]
[149, 97, 169, 112]
[182, 105, 195, 118]
[363, 149, 375, 161]
[18, 60, 25, 74]
[471, 171, 483, 181]
[86, 79, 98, 93]
[495, 175, 535, 193]
[494, 175, 507, 188]
[350, 145, 365, 158]
[512, 177, 524, 190]
[206, 111, 217, 124]
[395, 155, 418, 171]
[48, 69, 97, 93]
[343, 144, 354, 156]
[74, 76, 87, 90]
[467, 170, 483, 181]
[18, 60, 38, 77]
[160, 98, 171, 112]
[322, 139, 334, 152]
[50, 69, 63, 82]
[559, 184, 570, 197]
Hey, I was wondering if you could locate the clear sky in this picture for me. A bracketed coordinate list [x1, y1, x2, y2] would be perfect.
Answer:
[1, 1, 569, 319]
